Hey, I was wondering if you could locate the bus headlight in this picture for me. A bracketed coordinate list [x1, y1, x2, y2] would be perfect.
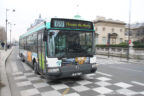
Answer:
[48, 68, 59, 73]
[90, 55, 97, 64]
[46, 57, 62, 67]
[92, 64, 97, 68]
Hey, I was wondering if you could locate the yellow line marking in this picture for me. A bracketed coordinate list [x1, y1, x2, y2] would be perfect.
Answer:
[62, 88, 70, 96]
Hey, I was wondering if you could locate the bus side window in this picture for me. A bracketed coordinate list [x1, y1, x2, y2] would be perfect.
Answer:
[38, 33, 42, 56]
[32, 33, 37, 52]
[24, 37, 26, 50]
[26, 36, 29, 50]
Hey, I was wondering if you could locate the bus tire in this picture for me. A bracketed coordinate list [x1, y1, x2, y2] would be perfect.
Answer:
[34, 62, 39, 75]
[22, 56, 25, 62]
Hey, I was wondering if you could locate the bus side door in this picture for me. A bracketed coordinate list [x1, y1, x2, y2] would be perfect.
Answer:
[38, 32, 45, 74]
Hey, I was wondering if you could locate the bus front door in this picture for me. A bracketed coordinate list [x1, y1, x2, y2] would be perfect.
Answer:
[38, 32, 45, 74]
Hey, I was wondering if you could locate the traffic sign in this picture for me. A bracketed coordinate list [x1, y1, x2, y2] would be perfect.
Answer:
[129, 40, 131, 44]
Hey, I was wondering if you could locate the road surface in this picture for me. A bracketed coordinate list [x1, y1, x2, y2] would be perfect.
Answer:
[5, 46, 144, 96]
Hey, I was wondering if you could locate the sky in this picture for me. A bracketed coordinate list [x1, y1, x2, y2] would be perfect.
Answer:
[0, 0, 144, 41]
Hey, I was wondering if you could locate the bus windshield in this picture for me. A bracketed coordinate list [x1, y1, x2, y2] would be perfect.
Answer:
[47, 30, 94, 58]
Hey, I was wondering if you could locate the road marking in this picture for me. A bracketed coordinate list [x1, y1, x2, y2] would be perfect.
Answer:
[109, 66, 142, 73]
[96, 77, 111, 81]
[132, 81, 144, 86]
[12, 72, 23, 76]
[16, 81, 32, 87]
[114, 82, 133, 88]
[20, 88, 40, 96]
[14, 76, 27, 80]
[62, 88, 70, 96]
[97, 71, 112, 77]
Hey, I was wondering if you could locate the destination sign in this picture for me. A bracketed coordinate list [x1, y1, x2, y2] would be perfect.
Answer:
[51, 18, 93, 30]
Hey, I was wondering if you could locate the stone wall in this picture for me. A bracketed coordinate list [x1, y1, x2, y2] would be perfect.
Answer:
[96, 47, 144, 59]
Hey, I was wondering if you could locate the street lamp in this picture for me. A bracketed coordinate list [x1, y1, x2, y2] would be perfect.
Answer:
[5, 8, 15, 51]
[127, 0, 132, 61]
[8, 22, 16, 45]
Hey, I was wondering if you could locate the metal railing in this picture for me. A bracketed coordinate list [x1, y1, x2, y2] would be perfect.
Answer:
[96, 47, 144, 64]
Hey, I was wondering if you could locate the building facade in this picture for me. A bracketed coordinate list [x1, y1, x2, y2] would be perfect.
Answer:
[0, 26, 6, 43]
[93, 16, 126, 45]
[27, 14, 45, 31]
[125, 23, 144, 43]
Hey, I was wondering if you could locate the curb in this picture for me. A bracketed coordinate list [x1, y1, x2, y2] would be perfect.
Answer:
[0, 48, 13, 96]
[5, 48, 13, 67]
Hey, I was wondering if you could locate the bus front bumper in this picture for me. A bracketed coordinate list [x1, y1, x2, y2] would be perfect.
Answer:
[47, 63, 97, 79]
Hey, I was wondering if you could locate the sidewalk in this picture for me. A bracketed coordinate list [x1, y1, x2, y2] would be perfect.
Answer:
[0, 48, 13, 96]
[97, 55, 144, 64]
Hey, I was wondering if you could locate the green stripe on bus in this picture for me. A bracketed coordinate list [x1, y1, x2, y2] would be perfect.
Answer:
[46, 22, 51, 29]
[39, 53, 45, 70]
[20, 22, 94, 39]
[20, 24, 46, 38]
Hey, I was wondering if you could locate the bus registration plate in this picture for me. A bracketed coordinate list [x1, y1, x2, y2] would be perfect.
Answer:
[72, 72, 82, 76]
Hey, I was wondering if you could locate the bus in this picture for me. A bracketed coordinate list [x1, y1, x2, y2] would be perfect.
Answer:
[19, 18, 97, 79]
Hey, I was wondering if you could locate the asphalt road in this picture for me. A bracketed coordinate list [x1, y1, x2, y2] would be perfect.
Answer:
[5, 46, 144, 96]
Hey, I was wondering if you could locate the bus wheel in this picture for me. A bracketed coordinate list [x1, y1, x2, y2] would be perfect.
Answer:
[34, 62, 39, 75]
[22, 56, 25, 62]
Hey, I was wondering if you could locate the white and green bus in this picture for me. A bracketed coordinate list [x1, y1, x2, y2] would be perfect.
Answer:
[19, 18, 97, 79]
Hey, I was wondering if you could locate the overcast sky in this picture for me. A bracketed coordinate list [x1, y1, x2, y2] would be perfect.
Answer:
[0, 0, 144, 41]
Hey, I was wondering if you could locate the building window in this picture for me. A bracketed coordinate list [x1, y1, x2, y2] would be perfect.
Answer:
[102, 37, 106, 44]
[120, 38, 123, 43]
[137, 31, 140, 36]
[120, 29, 123, 32]
[103, 27, 105, 31]
[112, 38, 116, 44]
[95, 37, 98, 44]
[95, 33, 98, 44]
[125, 29, 128, 35]
[112, 28, 114, 32]
[125, 40, 128, 43]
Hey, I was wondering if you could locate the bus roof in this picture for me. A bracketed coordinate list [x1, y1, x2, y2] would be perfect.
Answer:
[20, 18, 94, 39]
